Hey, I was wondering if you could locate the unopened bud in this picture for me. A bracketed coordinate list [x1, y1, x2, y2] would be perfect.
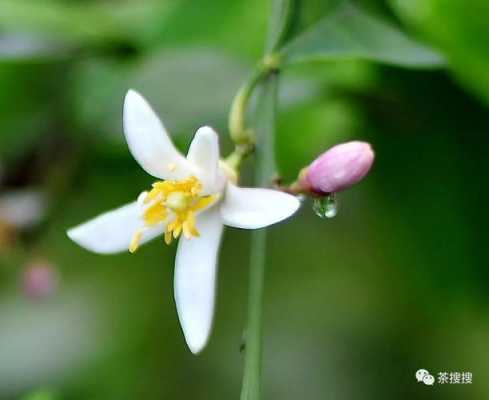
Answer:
[301, 141, 374, 194]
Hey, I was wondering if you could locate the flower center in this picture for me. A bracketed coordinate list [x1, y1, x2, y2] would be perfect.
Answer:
[165, 191, 190, 212]
[129, 176, 218, 253]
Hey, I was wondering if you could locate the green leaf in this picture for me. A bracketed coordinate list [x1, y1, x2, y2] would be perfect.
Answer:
[280, 2, 446, 68]
[266, 0, 295, 54]
[389, 0, 489, 106]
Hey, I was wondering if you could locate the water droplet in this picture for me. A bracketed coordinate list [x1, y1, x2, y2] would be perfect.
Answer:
[312, 194, 338, 219]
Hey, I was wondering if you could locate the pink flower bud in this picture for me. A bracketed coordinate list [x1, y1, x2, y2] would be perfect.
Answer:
[302, 141, 374, 194]
[22, 261, 59, 300]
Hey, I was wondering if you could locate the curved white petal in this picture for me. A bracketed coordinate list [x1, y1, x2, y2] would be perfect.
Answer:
[174, 207, 224, 354]
[123, 90, 198, 180]
[186, 126, 223, 193]
[67, 202, 164, 254]
[220, 183, 300, 229]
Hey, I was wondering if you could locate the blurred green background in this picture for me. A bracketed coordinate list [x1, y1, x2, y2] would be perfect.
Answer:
[0, 0, 488, 399]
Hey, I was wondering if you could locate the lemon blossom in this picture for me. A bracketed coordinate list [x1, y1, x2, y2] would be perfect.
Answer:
[67, 90, 300, 354]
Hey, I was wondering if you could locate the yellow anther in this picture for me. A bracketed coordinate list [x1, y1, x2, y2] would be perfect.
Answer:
[144, 202, 167, 226]
[164, 230, 172, 245]
[129, 228, 144, 253]
[129, 176, 218, 252]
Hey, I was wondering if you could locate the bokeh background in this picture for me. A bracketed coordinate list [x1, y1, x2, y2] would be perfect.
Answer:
[0, 0, 488, 399]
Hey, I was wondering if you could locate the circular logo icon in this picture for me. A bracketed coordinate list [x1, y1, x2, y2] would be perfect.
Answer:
[416, 369, 429, 382]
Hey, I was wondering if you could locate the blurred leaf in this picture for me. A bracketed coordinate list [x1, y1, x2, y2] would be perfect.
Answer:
[21, 389, 58, 400]
[280, 2, 446, 68]
[0, 0, 124, 44]
[0, 64, 59, 161]
[293, 0, 342, 31]
[0, 34, 68, 62]
[73, 48, 250, 143]
[0, 0, 174, 52]
[389, 0, 489, 106]
[283, 59, 378, 92]
[153, 0, 268, 59]
[73, 48, 317, 147]
[266, 0, 295, 53]
[277, 96, 363, 179]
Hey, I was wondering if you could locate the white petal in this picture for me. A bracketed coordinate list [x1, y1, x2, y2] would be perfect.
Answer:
[186, 126, 222, 193]
[220, 183, 300, 229]
[123, 90, 198, 180]
[174, 207, 224, 354]
[67, 202, 164, 254]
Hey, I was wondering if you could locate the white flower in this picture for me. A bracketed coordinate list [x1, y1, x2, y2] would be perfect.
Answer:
[67, 90, 300, 354]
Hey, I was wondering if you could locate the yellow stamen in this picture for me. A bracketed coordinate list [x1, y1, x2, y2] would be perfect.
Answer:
[129, 176, 218, 251]
[144, 202, 167, 226]
[172, 223, 182, 238]
[129, 228, 144, 253]
[164, 230, 173, 245]
[182, 212, 199, 239]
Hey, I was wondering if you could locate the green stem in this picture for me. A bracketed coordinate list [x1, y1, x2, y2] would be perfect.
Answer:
[228, 67, 267, 145]
[240, 73, 278, 400]
[239, 2, 296, 398]
[227, 0, 296, 170]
